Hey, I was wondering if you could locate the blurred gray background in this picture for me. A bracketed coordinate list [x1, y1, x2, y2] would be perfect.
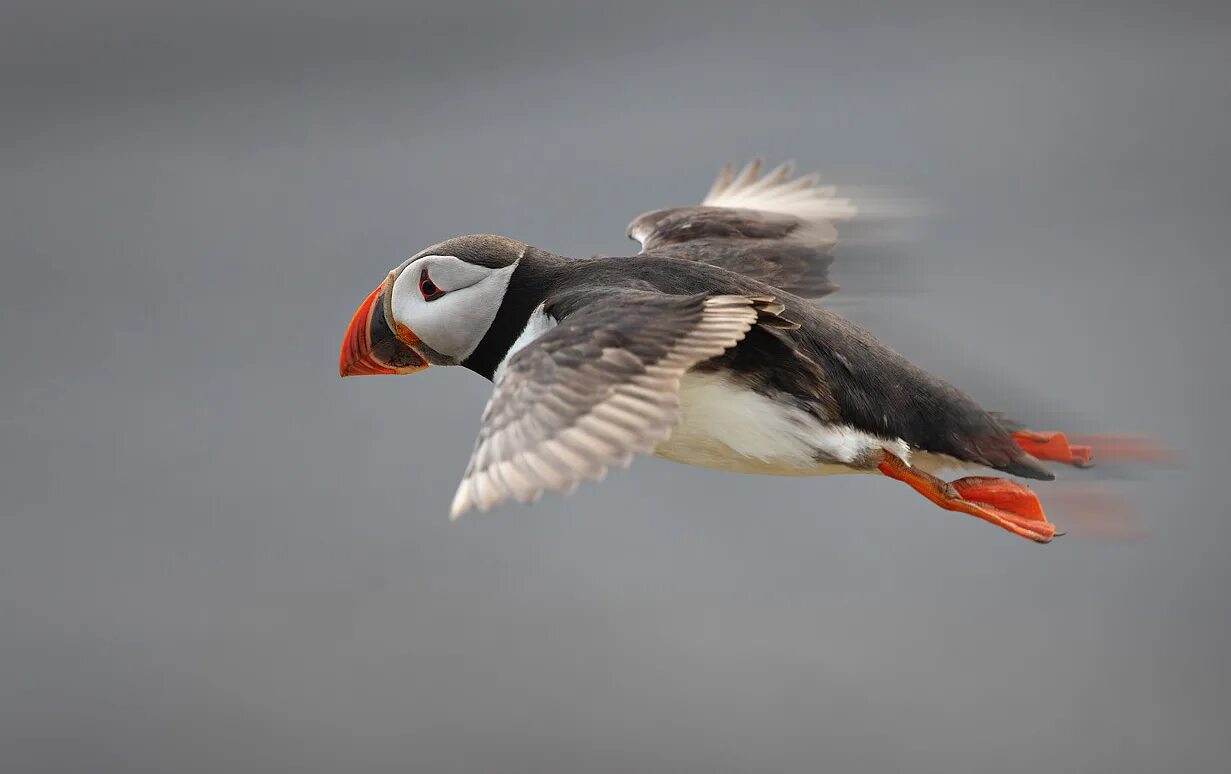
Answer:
[2, 1, 1229, 772]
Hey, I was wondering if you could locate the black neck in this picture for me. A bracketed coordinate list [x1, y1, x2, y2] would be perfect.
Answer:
[462, 248, 565, 381]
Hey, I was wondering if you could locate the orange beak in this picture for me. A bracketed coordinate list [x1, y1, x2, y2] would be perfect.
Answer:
[338, 282, 428, 377]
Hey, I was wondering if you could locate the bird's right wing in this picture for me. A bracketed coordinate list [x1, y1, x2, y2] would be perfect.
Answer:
[449, 291, 775, 518]
[627, 159, 856, 297]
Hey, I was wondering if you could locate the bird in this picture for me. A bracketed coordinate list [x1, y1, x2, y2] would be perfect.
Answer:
[338, 159, 1096, 542]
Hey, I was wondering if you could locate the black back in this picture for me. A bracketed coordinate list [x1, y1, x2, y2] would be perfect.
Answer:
[488, 252, 1050, 479]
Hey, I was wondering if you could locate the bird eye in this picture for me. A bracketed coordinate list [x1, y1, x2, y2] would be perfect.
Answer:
[419, 269, 445, 301]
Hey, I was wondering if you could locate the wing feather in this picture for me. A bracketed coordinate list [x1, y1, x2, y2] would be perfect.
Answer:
[449, 292, 762, 518]
[627, 158, 855, 297]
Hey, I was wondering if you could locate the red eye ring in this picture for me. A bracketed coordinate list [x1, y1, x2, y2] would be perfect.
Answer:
[419, 269, 445, 301]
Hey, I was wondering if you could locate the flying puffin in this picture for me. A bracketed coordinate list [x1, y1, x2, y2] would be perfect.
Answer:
[339, 160, 1094, 542]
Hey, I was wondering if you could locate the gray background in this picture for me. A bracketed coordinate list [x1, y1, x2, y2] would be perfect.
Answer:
[2, 1, 1229, 772]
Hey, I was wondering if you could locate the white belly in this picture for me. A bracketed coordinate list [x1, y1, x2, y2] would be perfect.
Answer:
[652, 371, 910, 477]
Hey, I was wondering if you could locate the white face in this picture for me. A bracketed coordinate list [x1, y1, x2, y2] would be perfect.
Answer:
[388, 254, 518, 363]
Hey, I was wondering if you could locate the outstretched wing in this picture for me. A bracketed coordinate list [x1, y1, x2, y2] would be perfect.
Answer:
[627, 159, 856, 297]
[450, 292, 766, 518]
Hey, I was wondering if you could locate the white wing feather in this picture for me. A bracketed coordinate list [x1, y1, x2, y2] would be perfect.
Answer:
[702, 158, 857, 223]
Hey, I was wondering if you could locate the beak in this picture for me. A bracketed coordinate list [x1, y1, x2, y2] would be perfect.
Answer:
[339, 281, 429, 377]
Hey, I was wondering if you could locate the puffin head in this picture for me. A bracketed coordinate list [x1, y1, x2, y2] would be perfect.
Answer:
[339, 234, 528, 377]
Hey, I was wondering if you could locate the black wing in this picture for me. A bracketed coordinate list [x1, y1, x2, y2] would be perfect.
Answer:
[627, 159, 856, 298]
[449, 291, 766, 517]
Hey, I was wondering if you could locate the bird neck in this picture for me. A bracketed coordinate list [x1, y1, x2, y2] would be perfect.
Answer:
[462, 247, 568, 381]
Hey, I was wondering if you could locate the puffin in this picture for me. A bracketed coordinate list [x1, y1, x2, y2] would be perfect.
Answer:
[339, 160, 1094, 542]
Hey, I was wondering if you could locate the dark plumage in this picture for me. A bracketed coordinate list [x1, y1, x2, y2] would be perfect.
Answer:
[341, 158, 1071, 541]
[465, 252, 1052, 481]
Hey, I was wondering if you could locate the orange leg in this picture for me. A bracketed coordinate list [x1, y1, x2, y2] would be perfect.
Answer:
[1011, 430, 1094, 468]
[878, 452, 1058, 543]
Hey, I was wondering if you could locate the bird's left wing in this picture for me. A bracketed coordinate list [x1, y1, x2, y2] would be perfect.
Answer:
[449, 291, 766, 518]
[626, 159, 856, 297]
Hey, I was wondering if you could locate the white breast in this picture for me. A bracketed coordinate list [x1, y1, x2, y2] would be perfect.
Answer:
[493, 303, 556, 383]
[652, 370, 910, 477]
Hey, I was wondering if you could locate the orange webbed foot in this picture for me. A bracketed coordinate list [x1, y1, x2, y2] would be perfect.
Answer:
[1012, 430, 1094, 468]
[878, 452, 1058, 543]
[949, 476, 1057, 542]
